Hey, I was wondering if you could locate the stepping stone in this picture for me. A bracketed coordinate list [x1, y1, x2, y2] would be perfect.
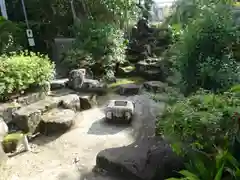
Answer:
[50, 78, 68, 90]
[118, 84, 141, 95]
[143, 81, 167, 93]
[79, 79, 107, 95]
[12, 94, 80, 134]
[40, 108, 76, 135]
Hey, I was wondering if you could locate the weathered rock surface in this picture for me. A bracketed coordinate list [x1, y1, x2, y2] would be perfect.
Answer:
[143, 81, 167, 93]
[79, 94, 97, 110]
[58, 94, 80, 111]
[0, 92, 47, 123]
[118, 84, 141, 95]
[96, 95, 183, 180]
[96, 137, 183, 180]
[68, 69, 85, 90]
[39, 108, 76, 135]
[50, 78, 68, 90]
[79, 79, 107, 95]
[11, 94, 80, 134]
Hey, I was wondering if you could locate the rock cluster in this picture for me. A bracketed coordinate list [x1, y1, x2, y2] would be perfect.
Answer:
[127, 18, 172, 64]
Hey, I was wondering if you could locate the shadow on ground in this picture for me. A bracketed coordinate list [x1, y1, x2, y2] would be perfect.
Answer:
[31, 132, 63, 146]
[87, 118, 130, 135]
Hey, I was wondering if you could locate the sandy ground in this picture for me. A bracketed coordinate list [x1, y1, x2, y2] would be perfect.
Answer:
[1, 92, 161, 180]
[1, 94, 137, 180]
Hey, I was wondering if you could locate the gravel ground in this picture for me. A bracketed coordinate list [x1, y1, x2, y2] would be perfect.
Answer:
[0, 93, 161, 180]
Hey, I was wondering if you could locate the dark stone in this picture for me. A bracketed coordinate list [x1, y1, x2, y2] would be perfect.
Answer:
[118, 84, 141, 95]
[96, 137, 183, 180]
[50, 78, 68, 90]
[79, 94, 97, 110]
[143, 81, 167, 93]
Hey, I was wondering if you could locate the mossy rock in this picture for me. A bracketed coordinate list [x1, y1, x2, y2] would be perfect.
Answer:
[2, 132, 24, 153]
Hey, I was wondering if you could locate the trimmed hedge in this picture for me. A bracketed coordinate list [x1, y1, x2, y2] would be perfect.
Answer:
[0, 51, 55, 100]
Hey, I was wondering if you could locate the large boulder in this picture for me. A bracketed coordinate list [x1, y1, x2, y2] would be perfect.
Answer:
[96, 137, 183, 180]
[68, 69, 85, 90]
[39, 108, 76, 135]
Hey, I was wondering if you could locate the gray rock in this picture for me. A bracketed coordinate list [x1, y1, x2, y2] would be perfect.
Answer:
[12, 93, 81, 134]
[50, 78, 68, 90]
[79, 94, 97, 110]
[11, 98, 59, 134]
[39, 108, 76, 135]
[59, 94, 81, 111]
[68, 69, 85, 90]
[118, 84, 141, 95]
[143, 81, 167, 93]
[80, 79, 107, 95]
[16, 92, 47, 105]
[96, 137, 183, 180]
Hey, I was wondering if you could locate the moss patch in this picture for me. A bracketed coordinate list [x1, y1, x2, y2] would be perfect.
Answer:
[3, 132, 24, 142]
[108, 77, 144, 89]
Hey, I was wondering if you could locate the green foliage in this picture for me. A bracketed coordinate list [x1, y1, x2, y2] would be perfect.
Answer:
[62, 20, 127, 76]
[167, 149, 240, 180]
[0, 17, 26, 54]
[156, 90, 240, 154]
[172, 2, 240, 94]
[0, 51, 55, 100]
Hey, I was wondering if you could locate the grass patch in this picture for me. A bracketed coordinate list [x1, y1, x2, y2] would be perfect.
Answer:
[108, 77, 144, 89]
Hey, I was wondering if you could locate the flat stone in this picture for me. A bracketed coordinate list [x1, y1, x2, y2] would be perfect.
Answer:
[40, 108, 76, 135]
[143, 81, 167, 93]
[11, 93, 80, 134]
[118, 84, 141, 95]
[79, 79, 107, 95]
[50, 78, 68, 90]
[12, 97, 59, 134]
[96, 137, 183, 180]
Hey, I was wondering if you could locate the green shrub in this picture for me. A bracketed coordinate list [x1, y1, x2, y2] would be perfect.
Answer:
[156, 90, 240, 155]
[62, 20, 127, 76]
[0, 51, 55, 100]
[172, 2, 240, 94]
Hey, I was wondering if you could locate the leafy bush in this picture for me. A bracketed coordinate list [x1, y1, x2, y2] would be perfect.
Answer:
[0, 51, 55, 100]
[156, 90, 240, 154]
[167, 148, 240, 180]
[172, 2, 240, 94]
[62, 20, 127, 76]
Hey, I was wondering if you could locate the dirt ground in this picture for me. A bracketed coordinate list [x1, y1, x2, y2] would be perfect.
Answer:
[1, 94, 137, 180]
